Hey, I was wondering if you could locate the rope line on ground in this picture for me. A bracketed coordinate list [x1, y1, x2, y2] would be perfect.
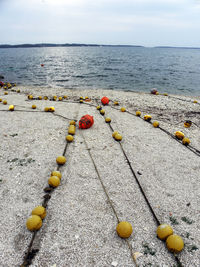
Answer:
[95, 101, 184, 267]
[81, 131, 138, 267]
[21, 112, 79, 266]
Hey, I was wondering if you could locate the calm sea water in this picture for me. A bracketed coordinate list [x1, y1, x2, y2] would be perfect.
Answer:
[0, 47, 200, 96]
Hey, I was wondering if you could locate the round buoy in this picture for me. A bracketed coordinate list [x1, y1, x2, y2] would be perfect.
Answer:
[56, 156, 66, 165]
[101, 96, 109, 105]
[157, 224, 173, 240]
[51, 171, 62, 179]
[153, 121, 159, 128]
[184, 120, 192, 128]
[114, 133, 122, 141]
[48, 176, 60, 187]
[100, 109, 105, 115]
[116, 221, 133, 238]
[105, 117, 111, 123]
[151, 88, 158, 95]
[144, 115, 152, 122]
[28, 95, 33, 100]
[120, 107, 126, 112]
[136, 111, 141, 117]
[175, 131, 184, 140]
[182, 137, 190, 146]
[166, 234, 184, 253]
[112, 131, 119, 138]
[66, 135, 74, 142]
[9, 105, 14, 111]
[26, 215, 42, 231]
[32, 206, 46, 219]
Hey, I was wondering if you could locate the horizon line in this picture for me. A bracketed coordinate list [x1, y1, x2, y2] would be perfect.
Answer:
[0, 43, 200, 49]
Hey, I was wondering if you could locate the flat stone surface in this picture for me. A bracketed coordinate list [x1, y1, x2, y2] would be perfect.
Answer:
[0, 87, 199, 267]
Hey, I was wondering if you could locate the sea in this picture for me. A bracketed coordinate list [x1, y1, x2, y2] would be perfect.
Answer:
[0, 46, 200, 96]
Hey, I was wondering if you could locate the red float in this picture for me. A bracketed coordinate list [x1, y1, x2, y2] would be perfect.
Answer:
[101, 96, 109, 105]
[151, 88, 158, 94]
[79, 115, 94, 129]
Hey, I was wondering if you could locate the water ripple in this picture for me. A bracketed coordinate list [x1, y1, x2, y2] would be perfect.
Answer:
[0, 47, 200, 96]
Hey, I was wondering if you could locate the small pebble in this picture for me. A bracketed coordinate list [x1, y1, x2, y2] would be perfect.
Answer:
[111, 261, 118, 266]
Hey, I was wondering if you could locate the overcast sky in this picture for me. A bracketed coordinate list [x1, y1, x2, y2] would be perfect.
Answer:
[1, 0, 200, 47]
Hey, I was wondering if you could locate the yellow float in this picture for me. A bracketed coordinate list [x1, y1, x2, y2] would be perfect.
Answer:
[166, 234, 184, 253]
[120, 107, 126, 112]
[26, 215, 42, 231]
[66, 135, 74, 142]
[116, 221, 133, 238]
[105, 117, 111, 123]
[32, 206, 46, 219]
[48, 176, 60, 187]
[114, 133, 122, 141]
[56, 156, 66, 165]
[68, 125, 76, 135]
[153, 121, 159, 128]
[136, 111, 141, 116]
[157, 224, 173, 240]
[144, 115, 152, 122]
[182, 137, 190, 146]
[175, 131, 184, 140]
[51, 171, 62, 180]
[9, 105, 14, 111]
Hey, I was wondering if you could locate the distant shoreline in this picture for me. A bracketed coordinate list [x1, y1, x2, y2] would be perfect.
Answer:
[0, 43, 143, 49]
[0, 43, 200, 49]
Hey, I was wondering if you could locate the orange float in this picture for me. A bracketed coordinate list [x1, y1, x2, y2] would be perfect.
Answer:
[79, 115, 94, 129]
[101, 96, 109, 105]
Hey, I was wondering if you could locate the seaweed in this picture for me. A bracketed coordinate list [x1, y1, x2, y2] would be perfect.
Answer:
[169, 216, 179, 225]
[142, 243, 156, 256]
[181, 217, 193, 225]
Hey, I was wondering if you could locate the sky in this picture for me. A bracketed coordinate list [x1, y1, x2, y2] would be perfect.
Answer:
[1, 0, 200, 47]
